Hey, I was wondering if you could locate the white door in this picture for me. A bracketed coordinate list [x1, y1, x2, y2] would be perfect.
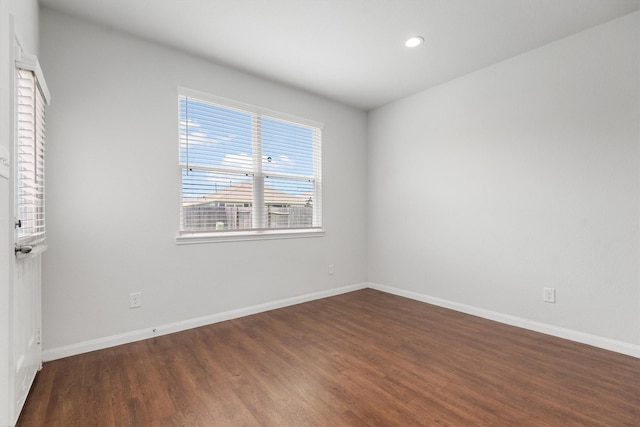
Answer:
[11, 250, 42, 416]
[9, 43, 48, 424]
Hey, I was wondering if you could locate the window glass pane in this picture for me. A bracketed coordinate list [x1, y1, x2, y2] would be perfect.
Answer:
[181, 170, 253, 231]
[262, 117, 314, 177]
[264, 176, 314, 229]
[179, 98, 253, 170]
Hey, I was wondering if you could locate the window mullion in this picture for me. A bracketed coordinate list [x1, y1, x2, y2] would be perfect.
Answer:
[252, 114, 264, 229]
[312, 128, 322, 227]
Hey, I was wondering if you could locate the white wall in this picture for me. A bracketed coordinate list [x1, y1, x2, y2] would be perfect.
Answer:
[0, 0, 39, 424]
[39, 8, 368, 355]
[38, 6, 640, 358]
[368, 12, 640, 348]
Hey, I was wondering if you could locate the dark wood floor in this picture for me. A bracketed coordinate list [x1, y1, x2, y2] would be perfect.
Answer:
[18, 289, 640, 426]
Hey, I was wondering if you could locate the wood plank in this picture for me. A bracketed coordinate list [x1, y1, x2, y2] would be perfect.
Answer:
[17, 289, 640, 426]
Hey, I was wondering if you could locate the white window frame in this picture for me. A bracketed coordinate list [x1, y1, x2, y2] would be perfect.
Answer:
[176, 87, 324, 244]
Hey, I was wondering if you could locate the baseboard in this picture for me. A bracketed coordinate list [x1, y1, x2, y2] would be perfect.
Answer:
[42, 282, 368, 361]
[43, 281, 640, 361]
[368, 282, 640, 359]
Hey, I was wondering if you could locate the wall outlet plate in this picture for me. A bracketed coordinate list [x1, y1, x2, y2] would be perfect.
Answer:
[543, 288, 556, 303]
[130, 292, 142, 308]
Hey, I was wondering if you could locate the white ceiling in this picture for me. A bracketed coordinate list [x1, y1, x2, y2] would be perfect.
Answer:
[39, 0, 640, 110]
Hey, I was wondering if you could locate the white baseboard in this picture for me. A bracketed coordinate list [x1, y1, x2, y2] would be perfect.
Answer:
[368, 282, 640, 359]
[44, 282, 639, 361]
[42, 282, 368, 361]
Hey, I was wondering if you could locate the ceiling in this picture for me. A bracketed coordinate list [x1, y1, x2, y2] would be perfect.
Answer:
[38, 0, 640, 111]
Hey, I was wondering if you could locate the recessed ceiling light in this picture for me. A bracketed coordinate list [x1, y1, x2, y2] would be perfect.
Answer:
[405, 36, 424, 48]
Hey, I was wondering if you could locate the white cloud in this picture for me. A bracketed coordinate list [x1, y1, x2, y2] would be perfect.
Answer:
[221, 153, 252, 170]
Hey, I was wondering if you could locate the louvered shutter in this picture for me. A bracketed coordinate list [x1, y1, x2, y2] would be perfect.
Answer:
[16, 61, 49, 248]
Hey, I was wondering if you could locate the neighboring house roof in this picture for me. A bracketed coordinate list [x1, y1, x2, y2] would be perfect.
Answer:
[184, 181, 312, 206]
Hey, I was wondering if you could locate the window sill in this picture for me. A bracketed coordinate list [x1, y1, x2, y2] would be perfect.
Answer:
[176, 229, 325, 245]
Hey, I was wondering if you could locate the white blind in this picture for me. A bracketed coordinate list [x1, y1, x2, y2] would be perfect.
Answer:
[16, 68, 47, 247]
[179, 91, 322, 233]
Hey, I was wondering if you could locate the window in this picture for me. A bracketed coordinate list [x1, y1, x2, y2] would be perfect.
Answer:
[178, 88, 322, 240]
[15, 52, 50, 250]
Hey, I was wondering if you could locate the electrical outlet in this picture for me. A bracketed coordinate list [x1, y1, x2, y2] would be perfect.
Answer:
[543, 288, 556, 303]
[328, 264, 335, 275]
[130, 292, 142, 308]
